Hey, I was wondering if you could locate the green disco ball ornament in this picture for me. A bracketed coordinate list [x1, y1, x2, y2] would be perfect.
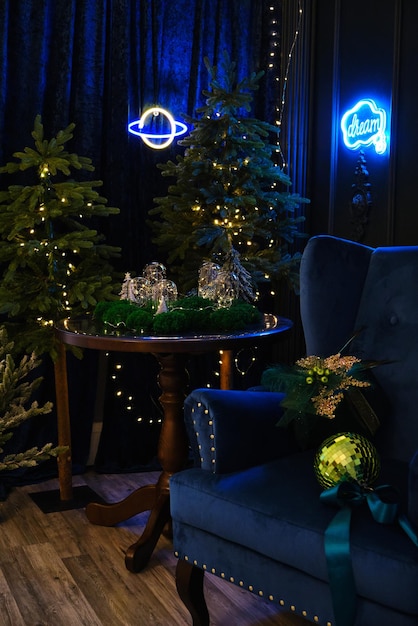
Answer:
[314, 432, 380, 490]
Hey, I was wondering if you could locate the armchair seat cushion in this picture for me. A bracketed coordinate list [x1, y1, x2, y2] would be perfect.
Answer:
[170, 452, 416, 615]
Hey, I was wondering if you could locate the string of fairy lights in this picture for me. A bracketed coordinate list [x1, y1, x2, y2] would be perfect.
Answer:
[270, 0, 303, 173]
[34, 165, 83, 328]
[108, 2, 304, 426]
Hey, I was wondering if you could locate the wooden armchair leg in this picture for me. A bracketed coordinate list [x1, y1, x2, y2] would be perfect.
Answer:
[176, 558, 210, 626]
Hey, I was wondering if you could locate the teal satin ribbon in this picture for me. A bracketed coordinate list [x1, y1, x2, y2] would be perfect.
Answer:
[320, 481, 418, 626]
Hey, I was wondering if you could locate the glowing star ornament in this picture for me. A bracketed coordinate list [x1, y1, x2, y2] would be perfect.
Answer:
[128, 107, 188, 149]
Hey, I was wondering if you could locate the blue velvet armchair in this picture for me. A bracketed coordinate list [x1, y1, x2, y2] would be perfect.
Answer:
[169, 235, 418, 625]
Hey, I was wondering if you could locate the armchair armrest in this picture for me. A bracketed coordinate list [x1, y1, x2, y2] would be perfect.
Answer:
[184, 388, 298, 474]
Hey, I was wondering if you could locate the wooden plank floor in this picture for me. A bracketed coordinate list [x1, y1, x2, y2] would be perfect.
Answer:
[0, 470, 311, 626]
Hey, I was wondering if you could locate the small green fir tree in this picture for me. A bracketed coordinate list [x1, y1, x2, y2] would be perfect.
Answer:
[0, 329, 63, 473]
[0, 116, 121, 358]
[150, 52, 309, 296]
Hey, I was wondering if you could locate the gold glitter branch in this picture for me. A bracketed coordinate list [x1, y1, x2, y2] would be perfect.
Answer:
[295, 353, 371, 419]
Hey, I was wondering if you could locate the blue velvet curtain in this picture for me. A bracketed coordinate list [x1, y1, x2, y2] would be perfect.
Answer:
[0, 0, 278, 485]
[0, 0, 272, 270]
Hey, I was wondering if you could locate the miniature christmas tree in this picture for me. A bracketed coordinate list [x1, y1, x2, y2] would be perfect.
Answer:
[0, 329, 63, 472]
[220, 247, 256, 302]
[0, 116, 121, 358]
[150, 52, 308, 296]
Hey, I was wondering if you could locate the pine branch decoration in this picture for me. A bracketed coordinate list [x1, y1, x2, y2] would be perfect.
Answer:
[0, 444, 60, 472]
[0, 328, 64, 473]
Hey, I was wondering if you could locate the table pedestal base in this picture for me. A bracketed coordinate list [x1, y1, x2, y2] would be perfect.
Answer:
[86, 352, 189, 572]
[86, 476, 171, 572]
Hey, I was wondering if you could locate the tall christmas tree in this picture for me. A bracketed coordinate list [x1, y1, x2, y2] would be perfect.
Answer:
[0, 116, 120, 358]
[150, 52, 309, 297]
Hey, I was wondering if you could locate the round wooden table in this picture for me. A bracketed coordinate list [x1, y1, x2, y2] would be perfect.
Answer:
[54, 314, 292, 571]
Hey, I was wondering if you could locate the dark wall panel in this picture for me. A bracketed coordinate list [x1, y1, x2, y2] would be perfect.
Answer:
[308, 0, 418, 247]
[393, 0, 418, 243]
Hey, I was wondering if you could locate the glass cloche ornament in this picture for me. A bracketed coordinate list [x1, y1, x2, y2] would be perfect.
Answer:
[152, 279, 178, 312]
[198, 261, 221, 300]
[213, 269, 239, 308]
[143, 261, 166, 285]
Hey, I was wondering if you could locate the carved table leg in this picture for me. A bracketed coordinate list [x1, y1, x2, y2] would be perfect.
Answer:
[54, 342, 73, 501]
[86, 352, 190, 572]
[30, 342, 103, 513]
[219, 349, 233, 390]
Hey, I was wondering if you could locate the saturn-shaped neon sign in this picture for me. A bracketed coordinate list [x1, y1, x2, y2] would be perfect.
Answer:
[128, 107, 188, 150]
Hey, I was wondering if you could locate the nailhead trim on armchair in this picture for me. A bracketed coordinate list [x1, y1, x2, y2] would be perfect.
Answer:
[174, 551, 332, 625]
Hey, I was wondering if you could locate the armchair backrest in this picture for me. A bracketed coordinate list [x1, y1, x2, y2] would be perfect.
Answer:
[300, 235, 418, 463]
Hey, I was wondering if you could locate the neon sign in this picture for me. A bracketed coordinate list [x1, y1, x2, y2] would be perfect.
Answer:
[128, 107, 188, 150]
[341, 99, 387, 155]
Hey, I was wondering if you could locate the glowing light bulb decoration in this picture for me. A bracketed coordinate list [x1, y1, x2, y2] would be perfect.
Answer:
[128, 106, 188, 149]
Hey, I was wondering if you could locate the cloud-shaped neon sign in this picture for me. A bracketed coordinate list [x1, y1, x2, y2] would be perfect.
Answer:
[341, 99, 387, 155]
